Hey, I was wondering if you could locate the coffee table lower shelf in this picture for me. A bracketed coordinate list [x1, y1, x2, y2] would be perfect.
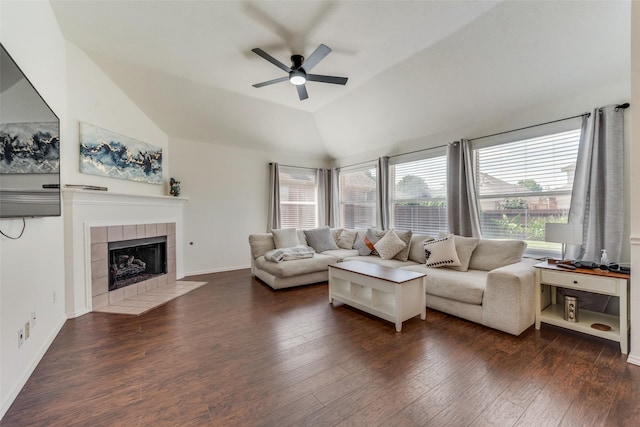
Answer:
[328, 261, 426, 332]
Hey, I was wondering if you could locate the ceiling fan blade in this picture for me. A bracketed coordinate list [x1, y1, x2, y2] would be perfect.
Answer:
[302, 44, 331, 71]
[296, 84, 309, 101]
[252, 76, 289, 88]
[251, 48, 291, 73]
[306, 74, 348, 85]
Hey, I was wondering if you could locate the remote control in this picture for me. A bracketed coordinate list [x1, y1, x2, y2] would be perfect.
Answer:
[557, 263, 576, 270]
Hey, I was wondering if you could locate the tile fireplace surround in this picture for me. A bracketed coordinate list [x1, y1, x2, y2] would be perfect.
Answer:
[63, 189, 186, 318]
[90, 222, 177, 310]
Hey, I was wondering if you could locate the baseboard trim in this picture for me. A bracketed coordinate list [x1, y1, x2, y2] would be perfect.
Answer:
[627, 353, 640, 366]
[185, 265, 250, 276]
[0, 316, 66, 420]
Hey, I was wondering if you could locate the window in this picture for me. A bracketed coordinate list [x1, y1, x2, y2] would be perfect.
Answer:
[279, 167, 317, 229]
[473, 128, 581, 257]
[390, 152, 448, 235]
[338, 163, 377, 229]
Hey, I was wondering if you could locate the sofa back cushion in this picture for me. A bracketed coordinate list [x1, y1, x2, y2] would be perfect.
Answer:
[272, 228, 300, 249]
[408, 234, 434, 263]
[439, 233, 479, 272]
[468, 239, 527, 271]
[249, 233, 276, 259]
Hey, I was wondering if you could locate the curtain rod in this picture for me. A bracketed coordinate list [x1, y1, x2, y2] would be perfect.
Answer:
[339, 144, 450, 170]
[469, 103, 630, 142]
[269, 162, 317, 171]
[336, 158, 377, 170]
[388, 143, 449, 159]
[469, 112, 590, 142]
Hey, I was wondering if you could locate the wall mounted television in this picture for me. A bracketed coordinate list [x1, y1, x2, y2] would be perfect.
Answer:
[0, 43, 61, 218]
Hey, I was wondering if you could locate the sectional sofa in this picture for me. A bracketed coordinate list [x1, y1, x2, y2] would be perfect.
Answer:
[248, 227, 537, 335]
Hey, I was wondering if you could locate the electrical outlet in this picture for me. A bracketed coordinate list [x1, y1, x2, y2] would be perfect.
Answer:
[31, 311, 37, 328]
[25, 321, 30, 340]
[18, 328, 24, 347]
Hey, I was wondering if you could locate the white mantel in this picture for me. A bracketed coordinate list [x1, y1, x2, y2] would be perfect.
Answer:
[63, 189, 187, 318]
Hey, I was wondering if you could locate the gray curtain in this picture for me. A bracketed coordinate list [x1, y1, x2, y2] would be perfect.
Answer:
[376, 156, 390, 230]
[267, 162, 280, 231]
[317, 168, 335, 227]
[566, 105, 625, 263]
[330, 167, 340, 227]
[447, 139, 482, 237]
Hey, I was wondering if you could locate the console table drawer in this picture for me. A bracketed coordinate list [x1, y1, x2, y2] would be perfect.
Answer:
[540, 269, 618, 295]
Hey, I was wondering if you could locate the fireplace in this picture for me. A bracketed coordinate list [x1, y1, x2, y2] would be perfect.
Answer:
[109, 236, 167, 291]
[89, 222, 177, 311]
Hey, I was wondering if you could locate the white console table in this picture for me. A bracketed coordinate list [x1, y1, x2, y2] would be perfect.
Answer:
[328, 261, 426, 332]
[534, 261, 630, 354]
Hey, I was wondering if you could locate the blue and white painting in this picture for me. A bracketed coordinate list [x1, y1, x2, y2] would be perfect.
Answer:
[80, 123, 162, 185]
[0, 122, 60, 174]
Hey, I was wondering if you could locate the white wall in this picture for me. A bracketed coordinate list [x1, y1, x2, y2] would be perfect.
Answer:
[0, 0, 68, 418]
[169, 137, 328, 275]
[64, 43, 169, 195]
[627, 0, 640, 366]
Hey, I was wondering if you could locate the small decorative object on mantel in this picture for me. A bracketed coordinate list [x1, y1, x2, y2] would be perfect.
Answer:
[591, 323, 612, 331]
[169, 177, 181, 197]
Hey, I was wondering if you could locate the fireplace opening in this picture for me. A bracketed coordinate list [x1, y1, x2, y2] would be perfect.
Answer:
[108, 236, 167, 291]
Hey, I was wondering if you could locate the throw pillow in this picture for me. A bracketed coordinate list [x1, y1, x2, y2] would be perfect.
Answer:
[392, 230, 413, 262]
[271, 228, 300, 249]
[374, 230, 407, 260]
[353, 228, 383, 256]
[303, 226, 339, 253]
[423, 234, 462, 268]
[337, 229, 357, 249]
[438, 233, 479, 272]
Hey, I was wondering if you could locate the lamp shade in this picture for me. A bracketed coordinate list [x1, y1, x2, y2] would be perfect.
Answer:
[544, 223, 583, 245]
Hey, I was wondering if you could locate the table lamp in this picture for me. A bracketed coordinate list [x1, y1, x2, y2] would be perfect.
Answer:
[544, 222, 582, 261]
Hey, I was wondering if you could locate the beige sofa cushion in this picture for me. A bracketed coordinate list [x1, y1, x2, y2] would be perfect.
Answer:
[403, 265, 487, 305]
[254, 253, 337, 278]
[249, 233, 276, 259]
[271, 228, 300, 248]
[408, 234, 435, 263]
[321, 249, 359, 261]
[442, 234, 480, 272]
[469, 240, 527, 271]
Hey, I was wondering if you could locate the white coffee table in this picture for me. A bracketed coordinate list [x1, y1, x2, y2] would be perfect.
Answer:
[328, 260, 426, 331]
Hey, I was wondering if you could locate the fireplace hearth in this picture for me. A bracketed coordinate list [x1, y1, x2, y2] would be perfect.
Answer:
[109, 236, 167, 291]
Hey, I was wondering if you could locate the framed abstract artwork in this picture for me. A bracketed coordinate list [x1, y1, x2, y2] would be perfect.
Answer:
[0, 122, 60, 174]
[79, 122, 162, 184]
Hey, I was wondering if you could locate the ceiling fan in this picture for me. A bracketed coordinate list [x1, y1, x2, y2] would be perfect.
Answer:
[251, 44, 348, 100]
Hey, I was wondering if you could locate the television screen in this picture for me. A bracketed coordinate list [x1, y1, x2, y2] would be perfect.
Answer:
[0, 43, 61, 218]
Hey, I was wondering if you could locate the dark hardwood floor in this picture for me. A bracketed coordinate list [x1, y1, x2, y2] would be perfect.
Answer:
[2, 269, 639, 426]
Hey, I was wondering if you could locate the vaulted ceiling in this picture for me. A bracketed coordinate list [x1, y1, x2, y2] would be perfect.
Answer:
[50, 0, 630, 160]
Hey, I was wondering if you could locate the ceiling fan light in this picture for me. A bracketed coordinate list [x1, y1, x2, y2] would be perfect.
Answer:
[289, 70, 306, 86]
